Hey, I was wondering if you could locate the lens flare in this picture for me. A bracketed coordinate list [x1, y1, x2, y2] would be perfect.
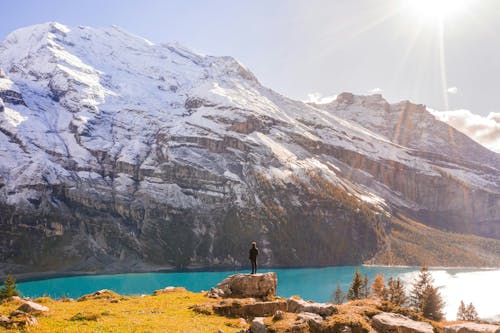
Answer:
[406, 0, 474, 20]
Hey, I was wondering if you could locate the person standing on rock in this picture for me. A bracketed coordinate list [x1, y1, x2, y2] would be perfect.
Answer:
[249, 242, 259, 274]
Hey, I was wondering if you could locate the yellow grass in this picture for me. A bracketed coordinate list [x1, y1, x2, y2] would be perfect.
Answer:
[0, 290, 248, 333]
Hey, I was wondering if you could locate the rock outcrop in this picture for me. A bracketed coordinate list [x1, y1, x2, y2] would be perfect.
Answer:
[287, 297, 338, 317]
[213, 299, 287, 318]
[0, 310, 38, 329]
[443, 323, 500, 333]
[370, 312, 434, 333]
[211, 273, 277, 300]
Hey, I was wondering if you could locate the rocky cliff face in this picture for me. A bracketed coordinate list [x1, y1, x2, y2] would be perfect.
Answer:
[0, 23, 499, 275]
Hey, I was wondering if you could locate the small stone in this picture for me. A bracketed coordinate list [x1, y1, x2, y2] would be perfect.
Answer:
[0, 315, 11, 327]
[273, 310, 284, 321]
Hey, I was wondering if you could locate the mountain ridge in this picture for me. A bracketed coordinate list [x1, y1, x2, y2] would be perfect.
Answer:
[0, 23, 499, 275]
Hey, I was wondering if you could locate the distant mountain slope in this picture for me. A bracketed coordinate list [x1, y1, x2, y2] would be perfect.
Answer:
[0, 23, 498, 276]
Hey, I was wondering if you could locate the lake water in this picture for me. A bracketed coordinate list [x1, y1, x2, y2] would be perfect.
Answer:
[17, 266, 500, 321]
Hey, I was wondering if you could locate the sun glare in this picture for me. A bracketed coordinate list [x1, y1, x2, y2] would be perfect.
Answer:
[406, 0, 473, 21]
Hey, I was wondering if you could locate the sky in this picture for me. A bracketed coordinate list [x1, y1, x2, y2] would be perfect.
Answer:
[0, 0, 499, 150]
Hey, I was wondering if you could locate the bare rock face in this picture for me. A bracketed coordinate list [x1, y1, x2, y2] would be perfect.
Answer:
[213, 273, 277, 300]
[0, 23, 499, 276]
[16, 300, 49, 313]
[443, 323, 500, 333]
[371, 312, 434, 333]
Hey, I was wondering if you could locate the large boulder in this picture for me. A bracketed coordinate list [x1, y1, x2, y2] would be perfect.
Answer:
[443, 323, 500, 333]
[212, 273, 277, 300]
[16, 300, 49, 313]
[371, 312, 434, 333]
[287, 297, 338, 317]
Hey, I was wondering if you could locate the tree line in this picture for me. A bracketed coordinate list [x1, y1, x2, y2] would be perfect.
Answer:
[332, 266, 479, 322]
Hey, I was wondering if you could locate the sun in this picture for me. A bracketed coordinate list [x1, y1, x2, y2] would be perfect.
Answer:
[405, 0, 474, 21]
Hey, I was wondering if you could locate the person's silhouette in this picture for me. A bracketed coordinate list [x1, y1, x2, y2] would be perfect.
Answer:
[249, 242, 259, 274]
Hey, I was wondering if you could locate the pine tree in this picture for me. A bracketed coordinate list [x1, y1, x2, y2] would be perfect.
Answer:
[386, 277, 407, 306]
[410, 266, 433, 312]
[421, 285, 445, 321]
[347, 269, 363, 300]
[464, 302, 479, 321]
[457, 300, 467, 320]
[409, 266, 445, 320]
[0, 274, 20, 300]
[332, 284, 345, 304]
[371, 274, 386, 300]
[362, 275, 370, 299]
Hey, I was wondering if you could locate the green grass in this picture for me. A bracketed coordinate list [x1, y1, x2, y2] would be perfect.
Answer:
[0, 290, 247, 333]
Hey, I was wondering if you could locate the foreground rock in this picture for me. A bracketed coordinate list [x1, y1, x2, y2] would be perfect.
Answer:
[210, 273, 277, 300]
[213, 299, 287, 317]
[250, 317, 268, 333]
[287, 297, 338, 317]
[0, 310, 38, 329]
[443, 323, 500, 333]
[16, 300, 49, 313]
[371, 312, 434, 333]
[0, 296, 21, 304]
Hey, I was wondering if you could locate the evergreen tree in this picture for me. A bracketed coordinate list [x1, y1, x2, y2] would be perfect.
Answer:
[332, 284, 345, 304]
[421, 286, 445, 321]
[409, 266, 433, 312]
[409, 266, 445, 320]
[347, 269, 363, 300]
[363, 275, 370, 298]
[457, 300, 467, 320]
[371, 274, 386, 300]
[465, 302, 479, 321]
[386, 277, 407, 306]
[0, 274, 20, 300]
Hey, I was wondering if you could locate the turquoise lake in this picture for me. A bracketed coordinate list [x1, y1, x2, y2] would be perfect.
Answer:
[17, 266, 500, 320]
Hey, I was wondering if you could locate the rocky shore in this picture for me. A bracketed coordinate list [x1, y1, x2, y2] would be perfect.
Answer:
[1, 272, 499, 332]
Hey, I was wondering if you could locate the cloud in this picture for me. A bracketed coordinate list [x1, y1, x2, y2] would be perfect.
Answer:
[447, 86, 458, 94]
[303, 92, 337, 104]
[369, 87, 383, 94]
[430, 109, 500, 153]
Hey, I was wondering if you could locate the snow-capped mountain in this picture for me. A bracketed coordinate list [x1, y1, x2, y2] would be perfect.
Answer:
[0, 23, 499, 275]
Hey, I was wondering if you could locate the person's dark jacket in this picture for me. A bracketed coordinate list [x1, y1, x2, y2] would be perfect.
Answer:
[249, 247, 258, 260]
